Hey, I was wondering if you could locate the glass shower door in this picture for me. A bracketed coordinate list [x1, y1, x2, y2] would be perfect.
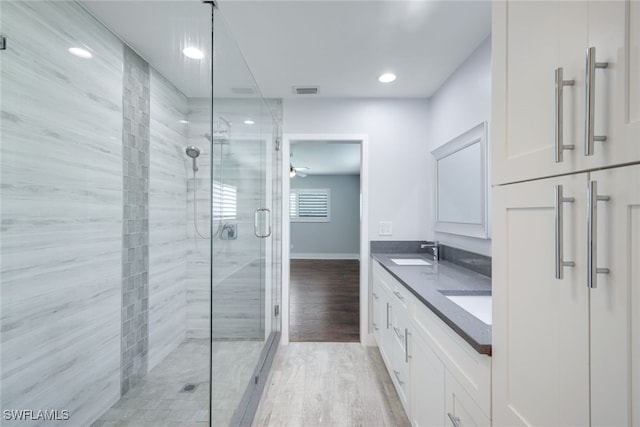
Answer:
[210, 11, 280, 426]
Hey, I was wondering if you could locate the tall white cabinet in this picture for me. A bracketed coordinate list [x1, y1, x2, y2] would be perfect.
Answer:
[492, 1, 640, 426]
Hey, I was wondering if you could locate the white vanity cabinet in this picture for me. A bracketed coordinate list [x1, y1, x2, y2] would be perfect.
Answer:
[492, 164, 640, 426]
[492, 0, 640, 185]
[371, 261, 492, 427]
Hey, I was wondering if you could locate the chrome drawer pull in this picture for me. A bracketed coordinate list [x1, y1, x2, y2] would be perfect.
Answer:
[555, 185, 575, 279]
[587, 180, 610, 288]
[393, 370, 404, 385]
[393, 326, 404, 340]
[585, 47, 609, 156]
[555, 67, 575, 163]
[405, 329, 411, 363]
[393, 290, 404, 301]
[447, 413, 461, 427]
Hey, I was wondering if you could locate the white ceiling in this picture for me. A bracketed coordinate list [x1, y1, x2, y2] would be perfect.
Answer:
[217, 0, 492, 98]
[83, 1, 491, 99]
[82, 1, 212, 98]
[83, 1, 490, 175]
[291, 141, 361, 175]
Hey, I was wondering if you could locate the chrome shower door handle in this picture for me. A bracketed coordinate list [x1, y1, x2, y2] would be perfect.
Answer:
[585, 47, 609, 156]
[587, 180, 610, 288]
[555, 67, 575, 163]
[253, 208, 272, 238]
[555, 185, 576, 279]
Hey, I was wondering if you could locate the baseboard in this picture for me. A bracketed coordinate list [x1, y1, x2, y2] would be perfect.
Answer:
[365, 333, 377, 347]
[290, 253, 360, 260]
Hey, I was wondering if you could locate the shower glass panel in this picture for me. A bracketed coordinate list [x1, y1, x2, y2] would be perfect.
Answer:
[1, 1, 279, 426]
[210, 11, 281, 426]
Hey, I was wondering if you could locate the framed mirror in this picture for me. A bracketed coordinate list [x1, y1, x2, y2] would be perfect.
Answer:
[432, 122, 488, 239]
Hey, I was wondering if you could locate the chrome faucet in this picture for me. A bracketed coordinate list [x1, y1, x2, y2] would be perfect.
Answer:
[421, 242, 439, 260]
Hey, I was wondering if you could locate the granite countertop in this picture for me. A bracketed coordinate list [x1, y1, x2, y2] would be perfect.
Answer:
[371, 252, 492, 355]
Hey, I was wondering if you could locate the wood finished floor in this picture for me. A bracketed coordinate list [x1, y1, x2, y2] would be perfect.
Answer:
[252, 342, 410, 427]
[289, 260, 360, 342]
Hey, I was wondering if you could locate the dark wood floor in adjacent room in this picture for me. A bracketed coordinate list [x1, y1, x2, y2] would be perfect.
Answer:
[289, 259, 360, 342]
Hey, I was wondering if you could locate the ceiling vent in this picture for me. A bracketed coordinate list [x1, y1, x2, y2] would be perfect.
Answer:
[231, 86, 256, 95]
[293, 86, 319, 95]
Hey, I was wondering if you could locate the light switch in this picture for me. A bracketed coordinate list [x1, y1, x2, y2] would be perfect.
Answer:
[378, 221, 393, 236]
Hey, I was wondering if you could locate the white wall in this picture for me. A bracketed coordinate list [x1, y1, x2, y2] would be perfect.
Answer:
[283, 98, 431, 241]
[291, 174, 360, 258]
[427, 36, 492, 256]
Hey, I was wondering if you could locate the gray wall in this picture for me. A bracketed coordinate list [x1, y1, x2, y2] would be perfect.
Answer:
[291, 175, 360, 258]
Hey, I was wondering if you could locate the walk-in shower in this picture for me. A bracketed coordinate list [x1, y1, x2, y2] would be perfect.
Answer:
[0, 1, 281, 426]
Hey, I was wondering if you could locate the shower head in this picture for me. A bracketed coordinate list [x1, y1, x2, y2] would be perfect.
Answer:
[185, 146, 201, 173]
[185, 146, 201, 158]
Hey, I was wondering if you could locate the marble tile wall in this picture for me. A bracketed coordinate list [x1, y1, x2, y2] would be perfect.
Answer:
[0, 2, 123, 426]
[148, 69, 188, 370]
[121, 46, 150, 395]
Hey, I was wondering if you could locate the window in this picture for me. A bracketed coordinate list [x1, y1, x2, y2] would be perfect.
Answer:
[213, 180, 237, 221]
[290, 189, 330, 222]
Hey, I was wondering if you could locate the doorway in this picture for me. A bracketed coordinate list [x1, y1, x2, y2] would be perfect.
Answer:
[282, 134, 370, 345]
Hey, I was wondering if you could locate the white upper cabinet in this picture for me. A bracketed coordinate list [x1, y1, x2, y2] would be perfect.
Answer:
[492, 0, 640, 185]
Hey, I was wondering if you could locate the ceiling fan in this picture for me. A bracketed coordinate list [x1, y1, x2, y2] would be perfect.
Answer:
[289, 163, 309, 178]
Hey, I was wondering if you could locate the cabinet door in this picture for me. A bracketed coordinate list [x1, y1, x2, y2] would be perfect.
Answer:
[583, 1, 640, 170]
[589, 164, 640, 426]
[492, 174, 590, 426]
[410, 332, 446, 427]
[492, 1, 587, 185]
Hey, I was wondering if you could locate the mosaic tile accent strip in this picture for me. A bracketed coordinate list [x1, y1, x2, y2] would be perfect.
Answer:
[121, 45, 150, 395]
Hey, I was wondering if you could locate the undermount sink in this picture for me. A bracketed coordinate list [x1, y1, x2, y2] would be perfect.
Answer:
[390, 258, 432, 266]
[439, 290, 492, 325]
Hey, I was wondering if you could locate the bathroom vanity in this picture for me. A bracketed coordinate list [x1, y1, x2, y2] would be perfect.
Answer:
[371, 242, 492, 427]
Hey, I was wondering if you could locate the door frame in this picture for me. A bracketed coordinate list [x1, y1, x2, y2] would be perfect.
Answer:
[281, 133, 370, 346]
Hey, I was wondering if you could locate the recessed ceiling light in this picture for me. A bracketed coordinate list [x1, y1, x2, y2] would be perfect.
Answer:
[244, 119, 255, 125]
[68, 47, 92, 59]
[179, 120, 189, 124]
[183, 47, 204, 60]
[378, 73, 396, 83]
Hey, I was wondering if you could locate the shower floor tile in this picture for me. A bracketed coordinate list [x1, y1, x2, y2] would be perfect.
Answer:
[92, 339, 264, 427]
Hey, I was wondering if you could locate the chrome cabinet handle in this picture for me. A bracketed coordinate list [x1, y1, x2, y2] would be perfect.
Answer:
[585, 47, 609, 156]
[386, 302, 390, 329]
[373, 292, 379, 300]
[555, 185, 576, 279]
[253, 208, 271, 238]
[447, 413, 461, 427]
[393, 370, 404, 385]
[393, 290, 404, 301]
[393, 326, 404, 340]
[587, 180, 610, 288]
[555, 67, 575, 162]
[405, 328, 411, 363]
